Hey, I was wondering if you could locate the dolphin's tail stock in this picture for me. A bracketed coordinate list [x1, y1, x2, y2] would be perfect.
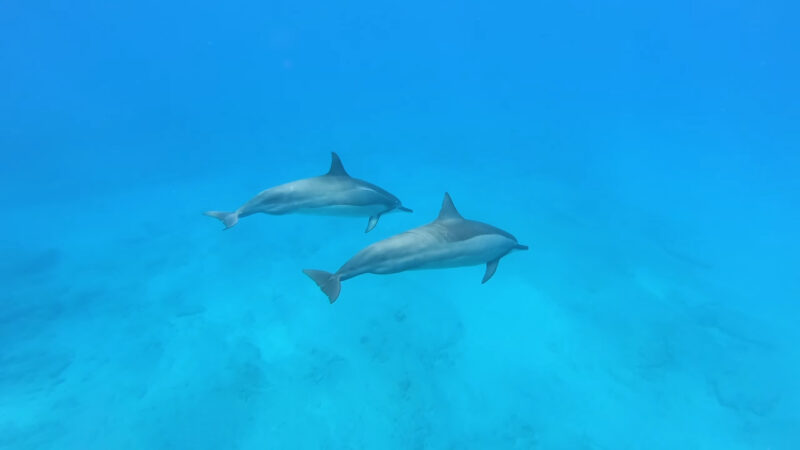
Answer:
[302, 269, 342, 304]
[204, 210, 239, 229]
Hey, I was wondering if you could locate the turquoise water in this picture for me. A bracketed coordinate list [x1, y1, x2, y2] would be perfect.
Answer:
[2, 1, 799, 448]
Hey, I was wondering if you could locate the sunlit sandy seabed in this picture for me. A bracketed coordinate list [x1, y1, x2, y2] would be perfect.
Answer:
[1, 150, 798, 449]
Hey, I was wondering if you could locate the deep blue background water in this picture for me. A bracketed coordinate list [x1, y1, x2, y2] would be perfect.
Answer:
[2, 1, 799, 448]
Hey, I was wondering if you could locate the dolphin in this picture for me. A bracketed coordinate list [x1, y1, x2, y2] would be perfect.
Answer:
[303, 192, 527, 303]
[204, 152, 412, 232]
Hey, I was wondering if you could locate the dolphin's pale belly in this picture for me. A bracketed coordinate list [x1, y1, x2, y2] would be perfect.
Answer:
[293, 204, 388, 217]
[364, 234, 516, 275]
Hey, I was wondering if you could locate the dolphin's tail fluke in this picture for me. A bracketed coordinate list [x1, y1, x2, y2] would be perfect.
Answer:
[302, 269, 342, 304]
[204, 210, 239, 229]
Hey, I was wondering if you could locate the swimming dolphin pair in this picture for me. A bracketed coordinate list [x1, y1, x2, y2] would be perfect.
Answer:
[304, 193, 528, 303]
[206, 153, 527, 304]
[205, 153, 411, 232]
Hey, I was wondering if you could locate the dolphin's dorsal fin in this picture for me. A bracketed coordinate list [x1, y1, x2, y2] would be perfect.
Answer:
[327, 152, 349, 176]
[437, 192, 463, 221]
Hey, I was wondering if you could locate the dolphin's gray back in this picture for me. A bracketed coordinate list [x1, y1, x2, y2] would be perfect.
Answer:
[244, 175, 398, 215]
[337, 228, 434, 278]
[430, 218, 517, 243]
[337, 218, 518, 279]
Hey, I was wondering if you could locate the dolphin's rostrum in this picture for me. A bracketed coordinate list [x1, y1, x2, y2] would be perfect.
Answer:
[205, 153, 411, 232]
[304, 193, 528, 303]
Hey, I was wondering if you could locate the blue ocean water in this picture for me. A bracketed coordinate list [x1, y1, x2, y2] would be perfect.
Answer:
[2, 0, 799, 448]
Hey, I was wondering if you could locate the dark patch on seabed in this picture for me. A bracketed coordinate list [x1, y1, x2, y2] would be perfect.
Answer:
[1, 247, 62, 279]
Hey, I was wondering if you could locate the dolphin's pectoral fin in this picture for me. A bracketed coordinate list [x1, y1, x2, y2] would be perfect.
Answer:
[365, 215, 381, 233]
[482, 258, 500, 284]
